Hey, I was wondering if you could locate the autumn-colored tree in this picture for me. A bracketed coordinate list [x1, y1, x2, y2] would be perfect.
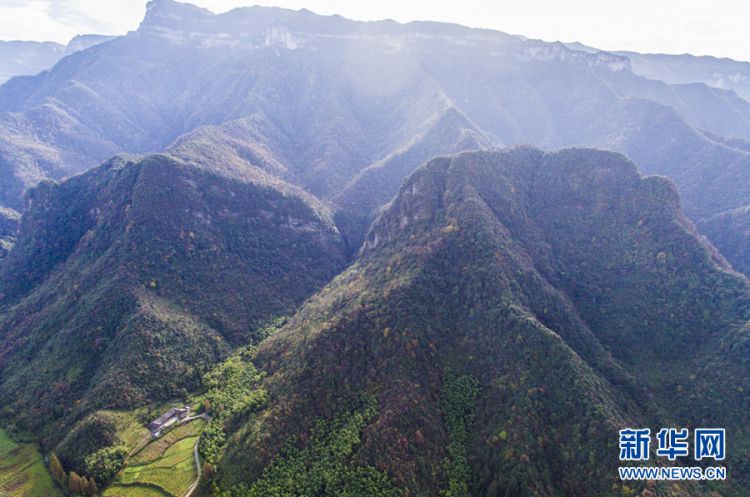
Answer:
[49, 452, 66, 486]
[68, 471, 83, 494]
[202, 462, 215, 480]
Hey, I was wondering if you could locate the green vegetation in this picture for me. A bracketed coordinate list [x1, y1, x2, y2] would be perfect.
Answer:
[0, 152, 346, 453]
[48, 408, 207, 497]
[55, 409, 147, 475]
[104, 419, 205, 497]
[199, 346, 267, 470]
[4, 3, 750, 494]
[203, 347, 268, 419]
[215, 149, 750, 496]
[131, 420, 205, 466]
[103, 409, 152, 457]
[0, 427, 63, 497]
[220, 398, 399, 497]
[85, 445, 128, 485]
[440, 373, 479, 497]
[102, 485, 169, 497]
[116, 437, 197, 496]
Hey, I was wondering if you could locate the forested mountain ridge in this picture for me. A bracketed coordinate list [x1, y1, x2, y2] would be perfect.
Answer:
[0, 143, 347, 461]
[1, 3, 750, 496]
[590, 96, 750, 274]
[208, 148, 750, 497]
[2, 0, 750, 271]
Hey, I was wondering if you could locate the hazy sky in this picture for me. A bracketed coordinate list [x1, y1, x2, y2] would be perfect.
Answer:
[1, 0, 749, 61]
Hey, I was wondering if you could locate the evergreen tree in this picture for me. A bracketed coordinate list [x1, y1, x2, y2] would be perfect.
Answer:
[88, 476, 99, 496]
[84, 445, 128, 484]
[49, 452, 66, 486]
[80, 475, 98, 496]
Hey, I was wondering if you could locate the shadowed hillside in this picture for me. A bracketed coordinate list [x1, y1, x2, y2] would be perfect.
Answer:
[211, 148, 750, 497]
[0, 147, 347, 467]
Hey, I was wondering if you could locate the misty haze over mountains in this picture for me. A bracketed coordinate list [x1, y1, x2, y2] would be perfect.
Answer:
[0, 2, 749, 497]
[0, 35, 114, 84]
[564, 41, 750, 101]
[2, 0, 750, 262]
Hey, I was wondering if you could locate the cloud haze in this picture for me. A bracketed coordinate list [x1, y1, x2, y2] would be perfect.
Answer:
[1, 0, 748, 61]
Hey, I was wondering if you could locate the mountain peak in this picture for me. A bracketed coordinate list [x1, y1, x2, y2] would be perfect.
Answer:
[141, 0, 213, 28]
[233, 146, 750, 497]
[145, 0, 208, 13]
[361, 147, 652, 253]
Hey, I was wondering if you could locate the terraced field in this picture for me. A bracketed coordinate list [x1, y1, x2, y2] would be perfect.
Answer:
[102, 485, 170, 497]
[103, 419, 205, 497]
[0, 428, 63, 497]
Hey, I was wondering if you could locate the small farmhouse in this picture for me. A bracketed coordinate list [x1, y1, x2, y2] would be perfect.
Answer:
[148, 406, 190, 436]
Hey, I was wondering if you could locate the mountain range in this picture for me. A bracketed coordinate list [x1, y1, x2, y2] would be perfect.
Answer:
[216, 148, 750, 497]
[2, 0, 750, 269]
[565, 41, 750, 101]
[0, 35, 114, 84]
[0, 2, 749, 497]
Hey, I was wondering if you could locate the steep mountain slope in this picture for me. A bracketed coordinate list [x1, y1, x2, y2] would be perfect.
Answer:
[62, 35, 116, 56]
[0, 145, 347, 463]
[3, 0, 750, 255]
[0, 1, 502, 217]
[700, 207, 750, 277]
[212, 148, 750, 497]
[0, 35, 115, 213]
[590, 96, 750, 274]
[0, 205, 19, 259]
